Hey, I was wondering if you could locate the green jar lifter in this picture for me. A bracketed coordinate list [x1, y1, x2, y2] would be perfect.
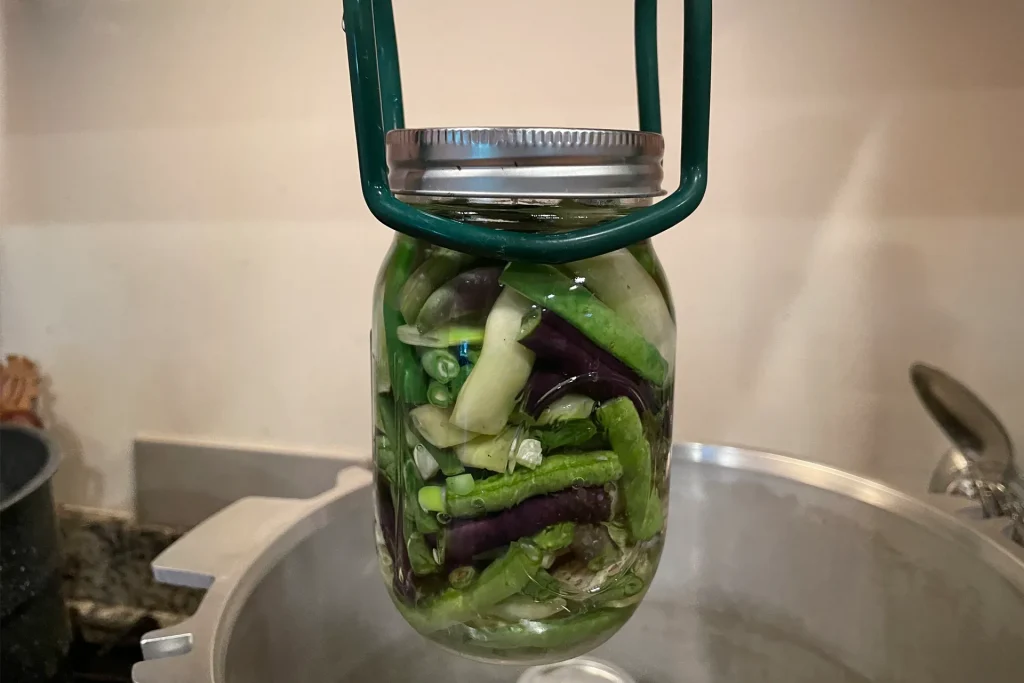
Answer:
[345, 0, 711, 665]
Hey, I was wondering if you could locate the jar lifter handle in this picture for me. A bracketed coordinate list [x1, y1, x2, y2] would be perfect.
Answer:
[342, 0, 711, 264]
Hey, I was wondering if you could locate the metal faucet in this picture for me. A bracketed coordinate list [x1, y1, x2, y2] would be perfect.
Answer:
[910, 362, 1024, 546]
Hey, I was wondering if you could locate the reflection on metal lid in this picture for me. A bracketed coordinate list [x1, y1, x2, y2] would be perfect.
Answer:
[386, 127, 665, 199]
[518, 657, 636, 683]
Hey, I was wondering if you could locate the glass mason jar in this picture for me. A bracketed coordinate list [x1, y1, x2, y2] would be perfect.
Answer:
[371, 128, 674, 663]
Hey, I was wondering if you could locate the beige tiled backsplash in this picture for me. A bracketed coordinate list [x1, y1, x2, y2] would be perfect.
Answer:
[2, 0, 1023, 513]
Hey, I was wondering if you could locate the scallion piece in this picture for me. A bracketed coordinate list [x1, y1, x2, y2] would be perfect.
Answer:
[446, 473, 476, 496]
[421, 349, 460, 382]
[448, 565, 477, 589]
[418, 485, 446, 513]
[397, 324, 485, 349]
[427, 380, 453, 408]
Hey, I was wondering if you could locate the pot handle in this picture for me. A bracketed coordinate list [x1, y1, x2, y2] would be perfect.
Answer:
[150, 466, 372, 588]
[151, 496, 311, 589]
[132, 466, 372, 683]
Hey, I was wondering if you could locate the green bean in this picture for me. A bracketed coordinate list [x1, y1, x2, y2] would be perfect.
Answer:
[377, 398, 399, 443]
[596, 398, 663, 541]
[461, 609, 629, 650]
[407, 532, 439, 576]
[382, 237, 428, 405]
[374, 434, 397, 483]
[381, 397, 437, 536]
[521, 568, 563, 601]
[533, 522, 575, 552]
[402, 540, 543, 632]
[446, 452, 622, 519]
[532, 419, 599, 452]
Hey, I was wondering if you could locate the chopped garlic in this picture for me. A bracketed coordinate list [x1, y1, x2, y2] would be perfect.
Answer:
[514, 438, 543, 469]
[413, 443, 440, 479]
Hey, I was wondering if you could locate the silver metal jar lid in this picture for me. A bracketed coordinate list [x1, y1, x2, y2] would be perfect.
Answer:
[385, 127, 665, 199]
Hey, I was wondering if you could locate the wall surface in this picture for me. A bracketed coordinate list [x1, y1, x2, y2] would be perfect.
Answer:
[2, 0, 1023, 512]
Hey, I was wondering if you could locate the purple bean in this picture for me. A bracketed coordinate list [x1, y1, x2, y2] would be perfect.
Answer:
[445, 487, 612, 566]
[521, 311, 643, 380]
[415, 265, 505, 331]
[524, 368, 655, 416]
[519, 311, 656, 413]
[376, 477, 415, 603]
